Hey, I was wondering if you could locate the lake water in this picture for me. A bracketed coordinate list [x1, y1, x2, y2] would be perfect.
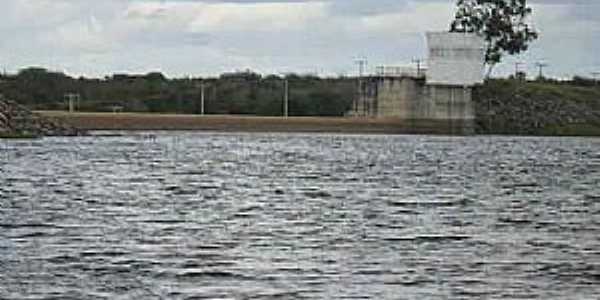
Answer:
[1, 132, 599, 299]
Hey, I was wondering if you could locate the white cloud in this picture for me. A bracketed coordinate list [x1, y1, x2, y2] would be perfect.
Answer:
[123, 1, 327, 32]
[356, 3, 453, 34]
[0, 0, 596, 78]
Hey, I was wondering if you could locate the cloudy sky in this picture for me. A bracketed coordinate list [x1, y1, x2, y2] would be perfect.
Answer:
[0, 0, 597, 78]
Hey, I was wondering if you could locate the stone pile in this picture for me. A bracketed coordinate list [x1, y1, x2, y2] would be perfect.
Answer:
[0, 97, 83, 137]
[474, 91, 600, 135]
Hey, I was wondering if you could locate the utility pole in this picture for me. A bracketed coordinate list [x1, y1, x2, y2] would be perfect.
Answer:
[283, 77, 289, 118]
[514, 61, 524, 77]
[355, 58, 368, 78]
[200, 81, 206, 115]
[64, 93, 80, 113]
[413, 58, 424, 77]
[355, 57, 368, 116]
[591, 72, 600, 85]
[535, 62, 549, 79]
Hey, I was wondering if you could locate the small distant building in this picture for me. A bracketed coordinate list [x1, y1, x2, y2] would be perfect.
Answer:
[353, 32, 486, 134]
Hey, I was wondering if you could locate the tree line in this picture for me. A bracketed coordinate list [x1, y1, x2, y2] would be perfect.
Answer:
[0, 0, 545, 117]
[0, 67, 356, 117]
[1, 67, 598, 117]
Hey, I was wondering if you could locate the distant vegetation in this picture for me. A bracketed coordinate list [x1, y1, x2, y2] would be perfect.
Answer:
[0, 67, 355, 117]
[1, 67, 599, 136]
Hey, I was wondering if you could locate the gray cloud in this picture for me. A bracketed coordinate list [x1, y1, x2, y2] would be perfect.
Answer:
[0, 0, 597, 78]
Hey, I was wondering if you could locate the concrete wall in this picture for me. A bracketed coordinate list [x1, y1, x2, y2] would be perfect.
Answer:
[353, 78, 378, 117]
[351, 32, 483, 133]
[425, 85, 474, 120]
[368, 77, 474, 121]
[376, 77, 423, 118]
[426, 32, 486, 86]
[424, 85, 475, 134]
[355, 77, 475, 134]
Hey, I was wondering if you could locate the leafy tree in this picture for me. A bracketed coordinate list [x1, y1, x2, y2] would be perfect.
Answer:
[144, 72, 167, 82]
[450, 0, 538, 77]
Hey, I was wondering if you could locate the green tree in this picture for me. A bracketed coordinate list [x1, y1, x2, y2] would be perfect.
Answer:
[450, 0, 538, 77]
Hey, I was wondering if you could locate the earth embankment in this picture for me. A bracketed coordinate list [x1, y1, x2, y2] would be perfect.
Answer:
[37, 111, 472, 135]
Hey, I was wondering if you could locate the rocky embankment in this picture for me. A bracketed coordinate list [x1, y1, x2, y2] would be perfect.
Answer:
[0, 98, 83, 137]
[473, 80, 600, 136]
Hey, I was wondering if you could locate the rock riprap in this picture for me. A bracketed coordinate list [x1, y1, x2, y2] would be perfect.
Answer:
[473, 82, 600, 135]
[0, 97, 83, 137]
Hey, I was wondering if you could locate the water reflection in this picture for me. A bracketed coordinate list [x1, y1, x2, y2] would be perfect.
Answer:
[1, 132, 599, 299]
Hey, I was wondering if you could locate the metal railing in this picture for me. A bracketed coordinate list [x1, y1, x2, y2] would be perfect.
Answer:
[374, 66, 427, 78]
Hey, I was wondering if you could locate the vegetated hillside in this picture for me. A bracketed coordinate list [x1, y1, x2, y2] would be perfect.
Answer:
[473, 78, 600, 136]
[0, 68, 355, 117]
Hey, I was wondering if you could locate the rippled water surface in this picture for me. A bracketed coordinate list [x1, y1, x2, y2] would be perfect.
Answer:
[1, 132, 599, 299]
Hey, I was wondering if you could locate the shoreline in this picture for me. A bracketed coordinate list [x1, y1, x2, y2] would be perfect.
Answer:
[38, 111, 473, 135]
[34, 111, 600, 137]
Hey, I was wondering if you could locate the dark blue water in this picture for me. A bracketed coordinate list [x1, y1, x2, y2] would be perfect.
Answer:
[1, 132, 599, 299]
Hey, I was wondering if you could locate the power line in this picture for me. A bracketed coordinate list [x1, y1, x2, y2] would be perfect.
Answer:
[412, 58, 424, 77]
[514, 61, 524, 77]
[64, 93, 80, 113]
[354, 57, 368, 116]
[199, 81, 206, 116]
[278, 72, 290, 118]
[591, 72, 600, 85]
[283, 77, 289, 118]
[355, 57, 368, 78]
[535, 62, 549, 79]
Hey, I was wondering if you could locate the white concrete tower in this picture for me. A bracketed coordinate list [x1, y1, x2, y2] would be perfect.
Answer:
[426, 32, 486, 87]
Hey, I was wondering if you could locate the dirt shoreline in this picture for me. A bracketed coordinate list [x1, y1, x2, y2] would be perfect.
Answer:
[37, 111, 472, 135]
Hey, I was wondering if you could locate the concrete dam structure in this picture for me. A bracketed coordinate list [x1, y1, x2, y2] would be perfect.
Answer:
[353, 32, 485, 134]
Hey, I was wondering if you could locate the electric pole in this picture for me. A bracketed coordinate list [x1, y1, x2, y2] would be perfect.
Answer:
[355, 58, 368, 78]
[535, 62, 549, 79]
[355, 57, 368, 116]
[64, 93, 80, 113]
[200, 81, 206, 115]
[413, 58, 424, 77]
[514, 61, 524, 77]
[591, 72, 600, 85]
[283, 77, 289, 118]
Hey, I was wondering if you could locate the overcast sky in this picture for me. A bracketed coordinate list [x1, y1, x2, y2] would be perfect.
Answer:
[0, 0, 597, 78]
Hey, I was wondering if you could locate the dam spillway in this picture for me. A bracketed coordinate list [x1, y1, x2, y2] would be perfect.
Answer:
[353, 32, 485, 135]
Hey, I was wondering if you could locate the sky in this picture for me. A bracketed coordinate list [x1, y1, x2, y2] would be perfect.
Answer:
[0, 0, 598, 79]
